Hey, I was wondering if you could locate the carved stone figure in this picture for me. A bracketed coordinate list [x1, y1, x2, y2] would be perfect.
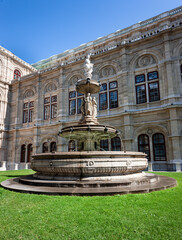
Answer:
[84, 54, 93, 79]
[85, 93, 92, 116]
[92, 97, 97, 119]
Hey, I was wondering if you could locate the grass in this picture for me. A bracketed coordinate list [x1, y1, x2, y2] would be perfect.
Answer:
[0, 170, 182, 240]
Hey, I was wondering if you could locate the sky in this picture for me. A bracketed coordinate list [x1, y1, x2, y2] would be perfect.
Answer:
[0, 0, 181, 64]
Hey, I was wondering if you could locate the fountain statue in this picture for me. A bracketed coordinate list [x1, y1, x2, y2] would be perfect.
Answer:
[1, 55, 177, 195]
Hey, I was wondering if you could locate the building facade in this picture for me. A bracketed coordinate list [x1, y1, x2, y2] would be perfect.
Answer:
[0, 6, 182, 171]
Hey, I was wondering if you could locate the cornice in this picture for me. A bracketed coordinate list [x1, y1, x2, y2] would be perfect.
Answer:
[32, 6, 182, 71]
[0, 46, 37, 72]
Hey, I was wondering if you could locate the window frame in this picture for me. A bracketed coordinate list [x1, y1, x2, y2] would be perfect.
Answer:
[138, 134, 151, 161]
[69, 91, 84, 115]
[14, 69, 21, 80]
[152, 133, 166, 161]
[99, 81, 118, 110]
[135, 71, 160, 104]
[44, 95, 57, 120]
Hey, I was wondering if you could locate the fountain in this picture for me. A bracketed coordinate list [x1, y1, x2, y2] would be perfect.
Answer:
[1, 55, 177, 195]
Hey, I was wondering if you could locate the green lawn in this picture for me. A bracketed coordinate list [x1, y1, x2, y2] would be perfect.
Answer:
[0, 170, 182, 240]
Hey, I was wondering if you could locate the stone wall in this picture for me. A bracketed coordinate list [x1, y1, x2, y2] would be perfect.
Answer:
[0, 7, 182, 171]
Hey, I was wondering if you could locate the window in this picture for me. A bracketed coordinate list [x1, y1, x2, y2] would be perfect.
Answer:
[153, 133, 166, 161]
[23, 101, 34, 123]
[14, 69, 21, 80]
[42, 142, 48, 153]
[68, 140, 76, 151]
[27, 144, 33, 162]
[111, 137, 121, 151]
[138, 134, 150, 161]
[50, 142, 57, 152]
[20, 145, 26, 162]
[44, 95, 57, 120]
[69, 91, 84, 115]
[99, 83, 107, 110]
[135, 71, 160, 104]
[99, 81, 118, 110]
[100, 139, 109, 151]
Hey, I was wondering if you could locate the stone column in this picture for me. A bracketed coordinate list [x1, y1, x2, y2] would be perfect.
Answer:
[169, 108, 182, 166]
[123, 113, 134, 151]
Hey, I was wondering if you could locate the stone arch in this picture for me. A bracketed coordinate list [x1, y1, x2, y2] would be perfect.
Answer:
[172, 40, 182, 57]
[133, 124, 168, 153]
[65, 72, 84, 88]
[23, 89, 35, 99]
[19, 137, 33, 146]
[129, 49, 162, 71]
[44, 82, 57, 93]
[134, 54, 157, 69]
[99, 65, 116, 78]
[134, 124, 168, 139]
[40, 136, 57, 145]
[94, 61, 118, 78]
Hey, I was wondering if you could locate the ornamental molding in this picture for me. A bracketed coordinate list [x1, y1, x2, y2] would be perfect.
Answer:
[130, 50, 161, 70]
[134, 124, 168, 137]
[23, 88, 36, 99]
[65, 71, 84, 87]
[172, 39, 182, 57]
[94, 61, 118, 77]
[44, 82, 57, 93]
[33, 7, 182, 71]
[135, 55, 157, 69]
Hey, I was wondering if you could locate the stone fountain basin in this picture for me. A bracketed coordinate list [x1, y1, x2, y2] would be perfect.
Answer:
[76, 79, 100, 94]
[59, 124, 117, 140]
[31, 151, 148, 181]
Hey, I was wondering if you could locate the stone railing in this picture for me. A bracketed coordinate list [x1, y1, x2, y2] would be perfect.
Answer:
[32, 6, 182, 70]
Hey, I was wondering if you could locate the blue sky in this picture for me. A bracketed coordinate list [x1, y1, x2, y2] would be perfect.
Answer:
[0, 0, 181, 64]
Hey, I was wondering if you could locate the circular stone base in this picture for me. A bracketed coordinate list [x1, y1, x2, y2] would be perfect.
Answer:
[1, 173, 177, 196]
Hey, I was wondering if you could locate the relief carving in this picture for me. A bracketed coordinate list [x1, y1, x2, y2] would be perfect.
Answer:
[99, 66, 116, 78]
[69, 75, 81, 86]
[24, 89, 34, 99]
[136, 55, 156, 68]
[45, 82, 57, 93]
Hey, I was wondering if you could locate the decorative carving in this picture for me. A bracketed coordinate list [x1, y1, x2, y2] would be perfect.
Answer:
[99, 66, 116, 78]
[84, 54, 93, 79]
[45, 83, 57, 93]
[24, 89, 34, 99]
[147, 129, 153, 135]
[70, 76, 80, 86]
[136, 55, 156, 68]
[80, 94, 97, 122]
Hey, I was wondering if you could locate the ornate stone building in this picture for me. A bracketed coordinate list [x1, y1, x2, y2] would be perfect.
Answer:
[0, 6, 182, 171]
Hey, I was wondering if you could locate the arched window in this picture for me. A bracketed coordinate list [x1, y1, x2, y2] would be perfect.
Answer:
[50, 142, 57, 152]
[111, 137, 121, 151]
[27, 144, 33, 162]
[138, 134, 150, 161]
[20, 144, 26, 162]
[153, 133, 166, 161]
[42, 142, 48, 153]
[68, 140, 75, 152]
[14, 69, 21, 80]
[100, 139, 109, 151]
